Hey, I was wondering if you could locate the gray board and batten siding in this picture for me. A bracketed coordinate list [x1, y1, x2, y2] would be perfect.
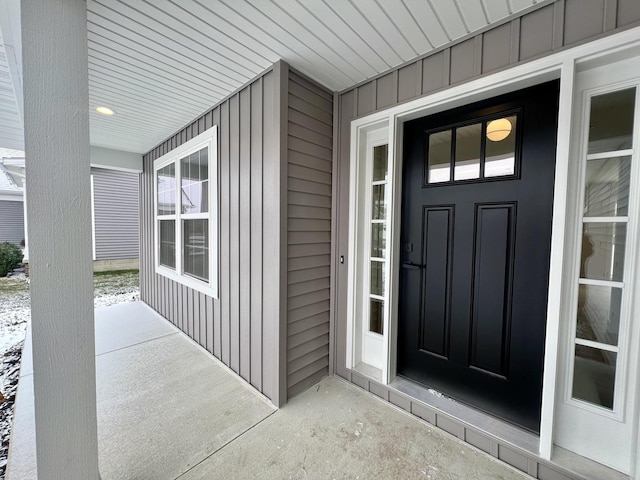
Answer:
[0, 200, 24, 246]
[140, 62, 333, 407]
[332, 1, 640, 480]
[92, 167, 139, 261]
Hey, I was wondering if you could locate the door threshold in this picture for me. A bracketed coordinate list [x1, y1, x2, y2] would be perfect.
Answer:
[551, 447, 629, 480]
[353, 362, 382, 383]
[390, 376, 539, 455]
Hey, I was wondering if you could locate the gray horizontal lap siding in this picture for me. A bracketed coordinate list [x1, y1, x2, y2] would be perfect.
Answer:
[287, 69, 333, 398]
[0, 200, 24, 246]
[333, 1, 640, 479]
[91, 167, 139, 260]
[140, 66, 284, 405]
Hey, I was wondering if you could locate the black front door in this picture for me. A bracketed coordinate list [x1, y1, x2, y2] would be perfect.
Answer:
[398, 81, 559, 432]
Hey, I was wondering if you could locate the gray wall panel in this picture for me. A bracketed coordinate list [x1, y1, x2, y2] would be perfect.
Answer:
[140, 65, 282, 405]
[422, 51, 446, 95]
[286, 68, 333, 399]
[357, 81, 375, 116]
[618, 0, 640, 27]
[520, 4, 555, 60]
[376, 72, 396, 110]
[250, 79, 263, 391]
[91, 167, 139, 261]
[0, 200, 24, 246]
[563, 0, 605, 45]
[220, 100, 231, 366]
[450, 39, 476, 85]
[229, 93, 240, 373]
[398, 62, 418, 102]
[260, 67, 281, 404]
[482, 23, 512, 74]
[240, 87, 251, 381]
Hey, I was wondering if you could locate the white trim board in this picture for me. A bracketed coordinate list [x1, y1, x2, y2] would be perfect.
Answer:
[345, 25, 640, 475]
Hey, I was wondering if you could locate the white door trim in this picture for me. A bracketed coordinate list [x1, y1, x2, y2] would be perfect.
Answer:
[347, 25, 640, 468]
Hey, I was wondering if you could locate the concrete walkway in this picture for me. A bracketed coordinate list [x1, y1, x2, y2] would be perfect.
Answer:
[7, 301, 528, 479]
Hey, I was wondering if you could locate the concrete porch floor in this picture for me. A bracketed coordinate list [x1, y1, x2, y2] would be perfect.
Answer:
[6, 301, 529, 479]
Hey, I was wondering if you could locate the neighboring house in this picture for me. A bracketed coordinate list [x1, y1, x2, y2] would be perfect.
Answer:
[7, 1, 640, 479]
[90, 167, 140, 271]
[0, 164, 23, 246]
[0, 160, 139, 270]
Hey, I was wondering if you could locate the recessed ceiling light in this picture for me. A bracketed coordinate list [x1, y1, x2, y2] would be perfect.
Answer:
[96, 106, 115, 115]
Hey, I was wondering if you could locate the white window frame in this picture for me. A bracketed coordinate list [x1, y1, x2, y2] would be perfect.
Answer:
[563, 80, 640, 420]
[347, 125, 392, 377]
[153, 126, 218, 298]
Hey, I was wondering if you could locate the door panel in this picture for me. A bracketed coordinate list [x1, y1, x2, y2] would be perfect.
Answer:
[419, 206, 454, 358]
[398, 81, 560, 432]
[470, 203, 516, 378]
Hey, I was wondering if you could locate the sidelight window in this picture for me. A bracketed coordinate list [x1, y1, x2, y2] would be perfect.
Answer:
[348, 124, 391, 376]
[570, 87, 636, 411]
[369, 144, 388, 335]
[154, 127, 218, 297]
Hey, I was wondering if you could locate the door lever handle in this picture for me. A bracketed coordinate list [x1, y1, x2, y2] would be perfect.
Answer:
[402, 262, 423, 270]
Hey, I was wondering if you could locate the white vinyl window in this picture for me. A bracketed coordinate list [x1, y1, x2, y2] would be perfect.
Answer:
[154, 126, 218, 297]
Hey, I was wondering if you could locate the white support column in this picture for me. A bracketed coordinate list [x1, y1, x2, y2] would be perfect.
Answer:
[21, 1, 100, 479]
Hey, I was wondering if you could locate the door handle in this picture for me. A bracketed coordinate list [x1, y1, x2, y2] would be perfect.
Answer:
[402, 262, 423, 270]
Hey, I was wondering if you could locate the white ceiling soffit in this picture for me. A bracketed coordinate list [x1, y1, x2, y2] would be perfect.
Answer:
[6, 0, 546, 155]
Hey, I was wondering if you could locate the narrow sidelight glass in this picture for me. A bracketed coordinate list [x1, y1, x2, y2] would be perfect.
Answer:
[588, 88, 636, 154]
[370, 298, 384, 335]
[573, 344, 616, 409]
[581, 223, 627, 282]
[584, 156, 631, 217]
[372, 185, 386, 220]
[576, 284, 622, 346]
[373, 144, 388, 181]
[370, 260, 384, 297]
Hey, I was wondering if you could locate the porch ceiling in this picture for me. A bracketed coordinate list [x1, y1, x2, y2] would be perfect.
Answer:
[0, 0, 547, 155]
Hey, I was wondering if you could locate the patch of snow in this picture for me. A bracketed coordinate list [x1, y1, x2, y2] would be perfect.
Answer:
[94, 289, 140, 308]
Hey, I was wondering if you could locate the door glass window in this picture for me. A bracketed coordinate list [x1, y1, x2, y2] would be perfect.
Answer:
[486, 115, 517, 177]
[427, 131, 451, 183]
[572, 87, 636, 411]
[425, 113, 519, 185]
[455, 123, 482, 181]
